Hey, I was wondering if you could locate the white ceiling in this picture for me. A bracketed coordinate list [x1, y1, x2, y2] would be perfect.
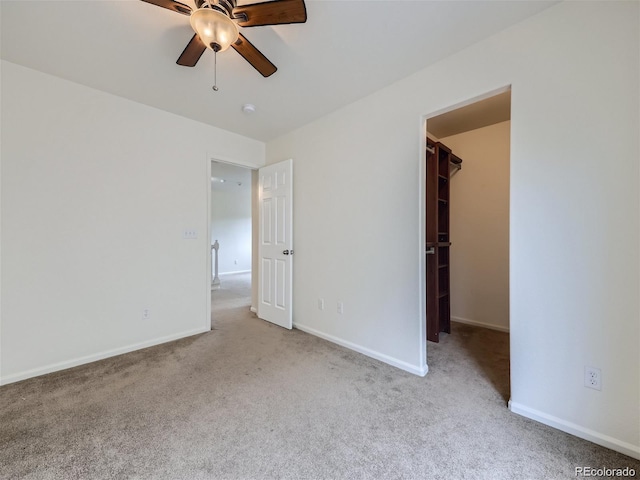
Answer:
[0, 0, 556, 142]
[211, 160, 252, 191]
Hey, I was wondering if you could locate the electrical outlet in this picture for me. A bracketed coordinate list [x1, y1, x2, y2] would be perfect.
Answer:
[584, 366, 601, 391]
[318, 298, 324, 310]
[142, 308, 151, 320]
[337, 301, 344, 315]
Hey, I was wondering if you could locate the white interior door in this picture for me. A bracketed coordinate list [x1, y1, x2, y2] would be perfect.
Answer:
[258, 159, 293, 329]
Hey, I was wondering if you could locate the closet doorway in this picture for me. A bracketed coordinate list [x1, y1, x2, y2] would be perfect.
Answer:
[424, 88, 511, 342]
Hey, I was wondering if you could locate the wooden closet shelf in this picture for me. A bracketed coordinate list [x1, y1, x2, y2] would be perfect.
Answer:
[426, 242, 451, 247]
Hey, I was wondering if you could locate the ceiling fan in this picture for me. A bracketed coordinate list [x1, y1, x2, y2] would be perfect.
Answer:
[141, 0, 307, 78]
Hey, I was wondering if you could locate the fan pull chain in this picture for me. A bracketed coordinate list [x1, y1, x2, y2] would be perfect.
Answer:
[212, 50, 219, 92]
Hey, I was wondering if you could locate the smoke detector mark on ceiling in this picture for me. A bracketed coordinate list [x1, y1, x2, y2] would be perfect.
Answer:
[242, 103, 256, 114]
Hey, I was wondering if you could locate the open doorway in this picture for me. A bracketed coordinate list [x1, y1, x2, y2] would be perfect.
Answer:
[210, 160, 256, 325]
[424, 88, 511, 399]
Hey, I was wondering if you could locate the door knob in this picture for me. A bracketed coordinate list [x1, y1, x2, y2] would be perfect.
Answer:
[283, 249, 294, 255]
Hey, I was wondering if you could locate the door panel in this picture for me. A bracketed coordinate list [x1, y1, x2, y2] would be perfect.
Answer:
[262, 199, 272, 243]
[261, 258, 272, 306]
[258, 159, 293, 329]
[276, 259, 286, 309]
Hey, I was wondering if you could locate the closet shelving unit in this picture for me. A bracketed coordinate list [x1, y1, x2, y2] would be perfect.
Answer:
[426, 138, 462, 343]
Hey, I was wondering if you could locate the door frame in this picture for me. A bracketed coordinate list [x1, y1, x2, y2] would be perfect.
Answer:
[206, 153, 261, 328]
[419, 85, 511, 367]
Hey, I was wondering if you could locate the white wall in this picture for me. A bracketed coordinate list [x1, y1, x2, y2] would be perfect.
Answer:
[267, 2, 639, 458]
[440, 121, 510, 332]
[0, 60, 265, 384]
[211, 187, 252, 274]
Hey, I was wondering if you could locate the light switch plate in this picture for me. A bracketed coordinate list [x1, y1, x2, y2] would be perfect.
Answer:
[183, 229, 198, 240]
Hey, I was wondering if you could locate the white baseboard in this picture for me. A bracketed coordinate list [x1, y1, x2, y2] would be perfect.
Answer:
[0, 326, 210, 386]
[250, 306, 257, 314]
[293, 322, 428, 377]
[452, 316, 509, 333]
[219, 270, 251, 276]
[509, 400, 640, 460]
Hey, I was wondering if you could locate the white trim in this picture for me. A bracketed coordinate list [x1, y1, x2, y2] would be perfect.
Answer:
[0, 134, 2, 381]
[250, 306, 257, 314]
[509, 400, 640, 460]
[417, 116, 428, 369]
[205, 155, 213, 331]
[451, 316, 510, 333]
[219, 270, 251, 276]
[293, 322, 428, 377]
[0, 327, 210, 386]
[425, 85, 512, 123]
[208, 153, 262, 170]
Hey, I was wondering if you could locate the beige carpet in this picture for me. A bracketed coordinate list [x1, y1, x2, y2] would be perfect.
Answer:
[1, 272, 638, 479]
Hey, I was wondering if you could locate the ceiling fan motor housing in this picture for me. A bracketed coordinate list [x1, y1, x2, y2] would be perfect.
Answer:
[196, 0, 235, 16]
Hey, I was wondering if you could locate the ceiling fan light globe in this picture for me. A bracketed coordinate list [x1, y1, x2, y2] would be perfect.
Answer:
[190, 8, 238, 52]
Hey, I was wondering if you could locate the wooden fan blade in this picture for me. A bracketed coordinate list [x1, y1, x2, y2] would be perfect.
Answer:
[177, 34, 207, 67]
[233, 0, 306, 27]
[232, 33, 277, 77]
[140, 0, 192, 16]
